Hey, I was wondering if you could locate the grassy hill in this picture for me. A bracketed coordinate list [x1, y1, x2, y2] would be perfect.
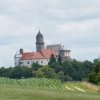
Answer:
[0, 78, 100, 100]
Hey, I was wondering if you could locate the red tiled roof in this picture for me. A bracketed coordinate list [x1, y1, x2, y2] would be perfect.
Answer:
[21, 52, 34, 60]
[21, 49, 57, 60]
[40, 49, 57, 58]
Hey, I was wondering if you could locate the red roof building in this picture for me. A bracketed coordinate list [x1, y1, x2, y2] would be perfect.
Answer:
[14, 48, 57, 67]
[14, 30, 71, 67]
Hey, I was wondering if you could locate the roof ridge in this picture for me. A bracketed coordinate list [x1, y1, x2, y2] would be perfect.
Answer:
[40, 50, 46, 58]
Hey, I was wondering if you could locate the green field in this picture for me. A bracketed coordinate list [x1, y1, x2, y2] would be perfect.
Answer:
[0, 78, 100, 100]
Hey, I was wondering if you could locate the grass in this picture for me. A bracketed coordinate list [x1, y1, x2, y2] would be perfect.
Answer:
[0, 78, 100, 100]
[64, 81, 100, 92]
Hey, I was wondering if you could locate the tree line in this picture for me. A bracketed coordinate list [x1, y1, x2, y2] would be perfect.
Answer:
[0, 54, 100, 84]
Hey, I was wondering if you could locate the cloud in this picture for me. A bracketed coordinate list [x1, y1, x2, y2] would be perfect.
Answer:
[56, 18, 100, 44]
[71, 46, 100, 61]
[0, 0, 100, 67]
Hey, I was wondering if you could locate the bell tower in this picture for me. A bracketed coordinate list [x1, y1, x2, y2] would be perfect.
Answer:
[36, 30, 45, 52]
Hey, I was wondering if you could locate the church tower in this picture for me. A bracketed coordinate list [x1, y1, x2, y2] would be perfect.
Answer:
[36, 30, 45, 52]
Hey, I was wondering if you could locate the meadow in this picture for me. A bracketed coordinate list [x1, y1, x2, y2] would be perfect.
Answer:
[0, 77, 100, 100]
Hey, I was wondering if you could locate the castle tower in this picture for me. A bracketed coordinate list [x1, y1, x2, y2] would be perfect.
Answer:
[36, 30, 45, 52]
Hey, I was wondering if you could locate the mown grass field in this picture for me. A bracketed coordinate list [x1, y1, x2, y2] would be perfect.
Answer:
[0, 78, 100, 100]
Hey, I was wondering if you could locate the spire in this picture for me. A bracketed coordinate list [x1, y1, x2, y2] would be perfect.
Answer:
[38, 30, 41, 34]
[36, 30, 43, 38]
[38, 29, 40, 33]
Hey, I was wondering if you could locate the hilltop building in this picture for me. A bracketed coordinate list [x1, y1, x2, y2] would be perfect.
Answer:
[14, 31, 71, 67]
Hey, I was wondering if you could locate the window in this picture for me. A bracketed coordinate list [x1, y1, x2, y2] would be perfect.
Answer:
[19, 62, 23, 65]
[36, 61, 38, 64]
[27, 61, 29, 64]
[41, 61, 43, 63]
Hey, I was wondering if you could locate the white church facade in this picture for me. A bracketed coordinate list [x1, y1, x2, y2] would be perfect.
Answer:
[14, 31, 71, 67]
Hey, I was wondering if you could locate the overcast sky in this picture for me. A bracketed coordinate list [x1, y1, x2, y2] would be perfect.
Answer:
[0, 0, 100, 67]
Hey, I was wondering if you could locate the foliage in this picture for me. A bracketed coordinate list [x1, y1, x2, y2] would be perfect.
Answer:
[57, 53, 62, 65]
[31, 63, 42, 71]
[33, 66, 57, 78]
[89, 62, 100, 85]
[49, 62, 62, 73]
[0, 66, 33, 79]
[51, 70, 73, 82]
[0, 59, 96, 81]
[48, 54, 56, 65]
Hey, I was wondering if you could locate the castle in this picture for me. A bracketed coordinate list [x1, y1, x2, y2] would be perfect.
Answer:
[14, 31, 71, 67]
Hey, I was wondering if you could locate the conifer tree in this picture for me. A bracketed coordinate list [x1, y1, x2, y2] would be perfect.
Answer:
[57, 53, 62, 65]
[48, 54, 56, 65]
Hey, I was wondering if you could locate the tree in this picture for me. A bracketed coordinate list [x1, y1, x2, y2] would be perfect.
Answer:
[93, 59, 100, 65]
[9, 66, 33, 79]
[89, 62, 100, 84]
[33, 66, 57, 78]
[0, 67, 6, 77]
[57, 71, 64, 80]
[57, 70, 73, 82]
[48, 54, 56, 65]
[21, 66, 33, 78]
[63, 75, 73, 81]
[57, 53, 62, 65]
[94, 62, 100, 73]
[49, 62, 62, 73]
[62, 60, 73, 76]
[81, 60, 93, 79]
[31, 63, 42, 71]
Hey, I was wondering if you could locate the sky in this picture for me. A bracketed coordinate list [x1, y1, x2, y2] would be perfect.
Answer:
[0, 0, 100, 67]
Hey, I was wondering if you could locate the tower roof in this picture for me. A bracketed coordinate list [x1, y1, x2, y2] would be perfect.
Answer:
[36, 30, 43, 38]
